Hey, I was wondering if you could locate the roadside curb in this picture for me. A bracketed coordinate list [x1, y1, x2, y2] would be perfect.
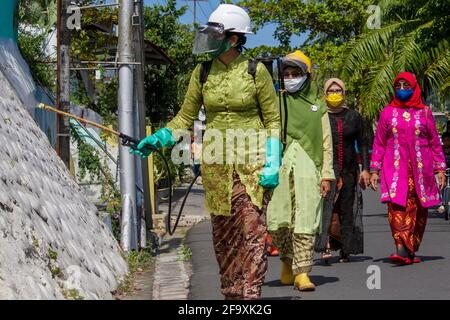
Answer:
[152, 215, 209, 300]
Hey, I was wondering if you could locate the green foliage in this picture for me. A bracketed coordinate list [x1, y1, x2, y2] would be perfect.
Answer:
[127, 249, 154, 273]
[94, 77, 119, 125]
[152, 144, 186, 187]
[239, 0, 371, 47]
[47, 247, 58, 261]
[69, 123, 122, 241]
[114, 247, 155, 296]
[177, 244, 192, 262]
[69, 1, 119, 126]
[18, 0, 57, 28]
[143, 0, 206, 124]
[245, 45, 289, 59]
[18, 0, 56, 90]
[69, 125, 102, 181]
[61, 288, 84, 300]
[240, 0, 450, 122]
[343, 0, 450, 121]
[47, 247, 62, 279]
[70, 1, 118, 61]
[239, 0, 371, 106]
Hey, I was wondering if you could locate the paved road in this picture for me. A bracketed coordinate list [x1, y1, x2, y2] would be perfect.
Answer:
[186, 189, 450, 300]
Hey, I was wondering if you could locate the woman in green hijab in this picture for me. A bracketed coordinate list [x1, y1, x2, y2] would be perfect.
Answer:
[267, 50, 335, 291]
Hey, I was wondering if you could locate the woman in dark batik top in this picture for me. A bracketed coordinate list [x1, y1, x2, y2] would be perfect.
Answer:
[314, 78, 370, 263]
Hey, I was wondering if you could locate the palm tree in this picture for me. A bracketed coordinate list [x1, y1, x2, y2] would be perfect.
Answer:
[343, 0, 450, 121]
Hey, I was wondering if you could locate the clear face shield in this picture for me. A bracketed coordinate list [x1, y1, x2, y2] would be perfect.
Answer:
[192, 22, 227, 55]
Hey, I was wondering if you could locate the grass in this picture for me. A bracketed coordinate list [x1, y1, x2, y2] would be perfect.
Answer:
[127, 249, 154, 273]
[177, 244, 192, 262]
[114, 246, 155, 297]
[47, 247, 62, 278]
[47, 248, 58, 261]
[61, 288, 84, 300]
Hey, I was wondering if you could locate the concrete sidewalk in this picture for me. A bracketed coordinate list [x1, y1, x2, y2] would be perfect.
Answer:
[151, 182, 209, 300]
[186, 189, 450, 300]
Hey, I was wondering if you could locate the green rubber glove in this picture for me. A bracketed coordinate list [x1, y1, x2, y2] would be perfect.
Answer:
[258, 137, 282, 189]
[129, 127, 176, 158]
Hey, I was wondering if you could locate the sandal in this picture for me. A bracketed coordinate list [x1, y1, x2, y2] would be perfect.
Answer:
[339, 251, 350, 263]
[321, 249, 332, 263]
[389, 254, 412, 265]
[410, 254, 421, 263]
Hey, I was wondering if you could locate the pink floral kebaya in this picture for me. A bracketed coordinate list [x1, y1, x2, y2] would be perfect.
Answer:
[371, 72, 446, 208]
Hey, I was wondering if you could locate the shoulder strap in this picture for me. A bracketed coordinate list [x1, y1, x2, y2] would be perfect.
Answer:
[199, 60, 213, 85]
[201, 59, 258, 84]
[248, 59, 257, 83]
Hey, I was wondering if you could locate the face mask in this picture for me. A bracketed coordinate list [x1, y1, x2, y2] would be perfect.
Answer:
[211, 38, 234, 58]
[395, 89, 414, 102]
[326, 93, 345, 108]
[284, 75, 308, 93]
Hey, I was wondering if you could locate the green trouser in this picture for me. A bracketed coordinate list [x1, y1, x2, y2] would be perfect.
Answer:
[270, 172, 315, 274]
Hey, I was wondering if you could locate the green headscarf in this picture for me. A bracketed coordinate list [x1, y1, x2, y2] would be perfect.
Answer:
[281, 79, 326, 169]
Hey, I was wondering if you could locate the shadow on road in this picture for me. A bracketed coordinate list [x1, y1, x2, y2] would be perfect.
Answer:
[428, 210, 449, 219]
[157, 237, 184, 254]
[372, 255, 445, 264]
[313, 255, 374, 266]
[264, 275, 339, 288]
[309, 275, 340, 286]
[262, 296, 302, 300]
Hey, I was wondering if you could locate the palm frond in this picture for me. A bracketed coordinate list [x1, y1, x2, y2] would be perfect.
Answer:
[423, 41, 450, 91]
[343, 19, 421, 79]
[359, 55, 397, 121]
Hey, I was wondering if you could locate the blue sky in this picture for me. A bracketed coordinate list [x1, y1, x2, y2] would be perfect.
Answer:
[143, 0, 307, 48]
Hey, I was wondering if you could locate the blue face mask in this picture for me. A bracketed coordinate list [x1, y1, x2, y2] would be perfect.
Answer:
[395, 89, 414, 102]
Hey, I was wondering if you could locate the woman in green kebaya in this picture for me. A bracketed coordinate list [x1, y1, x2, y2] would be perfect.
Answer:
[131, 4, 280, 300]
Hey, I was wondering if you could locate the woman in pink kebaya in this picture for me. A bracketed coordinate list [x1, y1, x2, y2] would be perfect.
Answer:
[370, 72, 446, 265]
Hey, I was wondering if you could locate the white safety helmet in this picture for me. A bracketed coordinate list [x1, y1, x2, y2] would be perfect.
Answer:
[192, 4, 253, 55]
[208, 4, 253, 34]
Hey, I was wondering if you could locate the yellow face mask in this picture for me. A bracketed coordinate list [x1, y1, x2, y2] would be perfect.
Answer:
[326, 93, 345, 107]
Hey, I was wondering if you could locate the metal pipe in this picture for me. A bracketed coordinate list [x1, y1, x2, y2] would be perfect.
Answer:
[70, 67, 119, 70]
[78, 3, 120, 10]
[133, 0, 151, 248]
[76, 61, 142, 65]
[118, 0, 138, 252]
[56, 0, 71, 168]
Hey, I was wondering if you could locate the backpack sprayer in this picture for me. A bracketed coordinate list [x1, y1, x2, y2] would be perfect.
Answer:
[255, 56, 288, 152]
[38, 103, 183, 236]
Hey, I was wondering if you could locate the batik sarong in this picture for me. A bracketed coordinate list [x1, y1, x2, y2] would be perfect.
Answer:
[211, 171, 269, 300]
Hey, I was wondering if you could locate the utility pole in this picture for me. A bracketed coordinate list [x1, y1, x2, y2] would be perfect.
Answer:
[56, 0, 71, 168]
[118, 0, 138, 251]
[132, 0, 153, 248]
[184, 0, 208, 25]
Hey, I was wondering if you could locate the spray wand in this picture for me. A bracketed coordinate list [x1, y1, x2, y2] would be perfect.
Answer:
[38, 103, 140, 148]
[38, 103, 183, 236]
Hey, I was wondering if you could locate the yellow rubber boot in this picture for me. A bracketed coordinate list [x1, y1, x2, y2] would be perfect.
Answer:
[280, 261, 295, 285]
[294, 273, 316, 291]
